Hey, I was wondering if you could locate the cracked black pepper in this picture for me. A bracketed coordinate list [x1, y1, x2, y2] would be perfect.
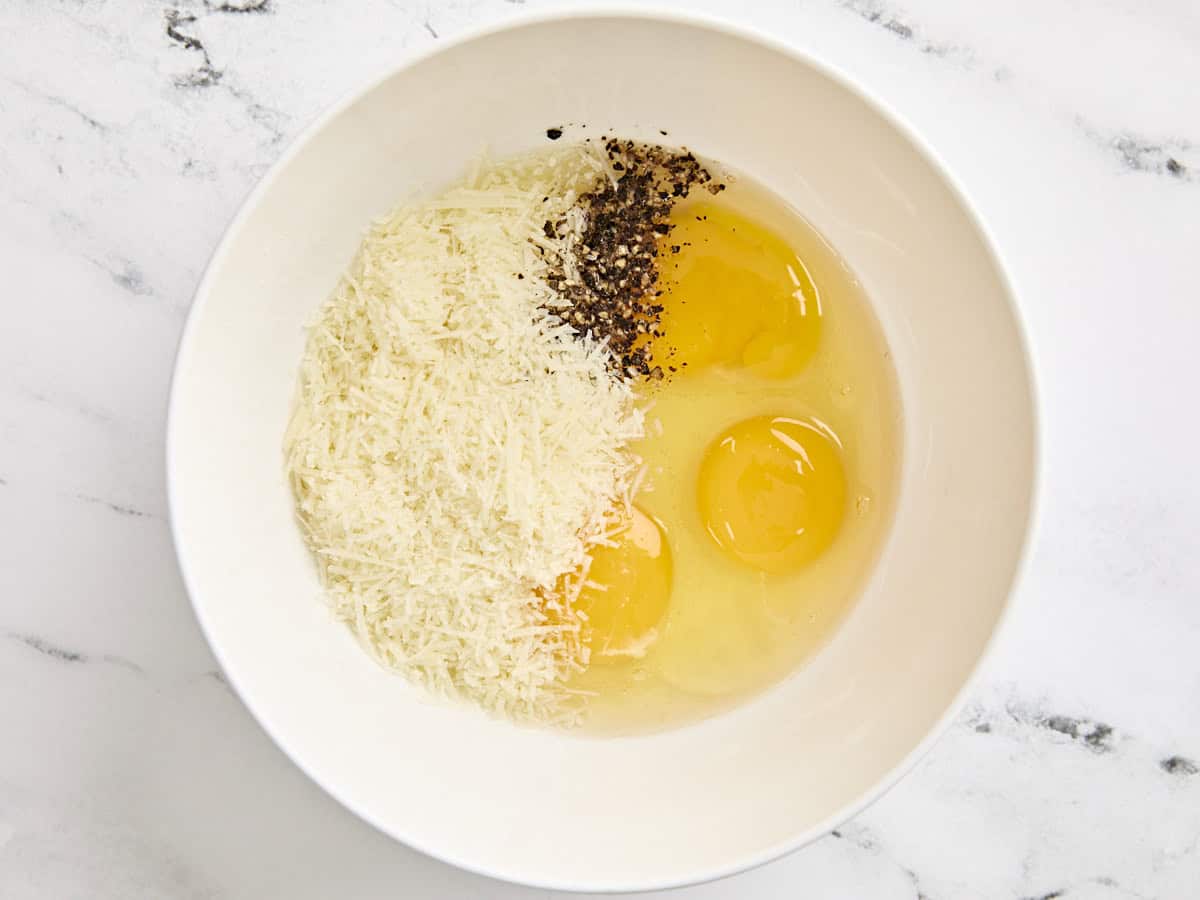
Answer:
[540, 139, 724, 380]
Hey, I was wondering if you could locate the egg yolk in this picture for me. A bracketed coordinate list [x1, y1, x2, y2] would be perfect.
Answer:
[577, 507, 673, 660]
[652, 203, 822, 378]
[698, 416, 847, 574]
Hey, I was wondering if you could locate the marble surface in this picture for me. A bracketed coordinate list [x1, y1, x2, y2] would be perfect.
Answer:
[1, 0, 1198, 897]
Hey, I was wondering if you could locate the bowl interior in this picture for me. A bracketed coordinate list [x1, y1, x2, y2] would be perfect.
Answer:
[169, 14, 1036, 892]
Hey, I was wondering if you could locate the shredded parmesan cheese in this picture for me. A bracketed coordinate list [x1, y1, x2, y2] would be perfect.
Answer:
[284, 146, 644, 722]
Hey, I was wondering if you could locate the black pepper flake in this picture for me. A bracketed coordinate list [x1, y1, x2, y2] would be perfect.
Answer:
[539, 140, 723, 379]
[546, 127, 563, 140]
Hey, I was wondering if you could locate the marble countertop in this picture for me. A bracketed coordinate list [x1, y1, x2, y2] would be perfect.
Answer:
[2, 1, 1198, 897]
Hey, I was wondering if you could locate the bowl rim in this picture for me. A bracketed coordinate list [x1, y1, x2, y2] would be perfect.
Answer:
[165, 5, 1043, 893]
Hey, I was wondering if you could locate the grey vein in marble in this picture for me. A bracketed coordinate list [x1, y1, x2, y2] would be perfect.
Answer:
[206, 0, 272, 13]
[1161, 755, 1199, 777]
[965, 690, 1200, 797]
[21, 387, 118, 429]
[202, 669, 234, 695]
[1079, 123, 1197, 181]
[159, 6, 291, 146]
[91, 256, 154, 297]
[74, 493, 157, 520]
[1035, 713, 1116, 754]
[837, 0, 974, 64]
[829, 823, 932, 900]
[4, 76, 111, 133]
[7, 633, 145, 674]
[164, 8, 224, 88]
[975, 698, 1119, 754]
[222, 83, 289, 145]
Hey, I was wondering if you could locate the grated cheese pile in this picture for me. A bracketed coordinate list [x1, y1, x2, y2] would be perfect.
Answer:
[284, 146, 644, 722]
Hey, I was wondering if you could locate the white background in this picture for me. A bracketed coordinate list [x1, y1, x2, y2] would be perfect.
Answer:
[1, 1, 1198, 897]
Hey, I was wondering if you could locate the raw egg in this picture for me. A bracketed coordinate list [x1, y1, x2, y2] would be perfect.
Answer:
[652, 203, 822, 379]
[697, 416, 848, 574]
[577, 507, 672, 660]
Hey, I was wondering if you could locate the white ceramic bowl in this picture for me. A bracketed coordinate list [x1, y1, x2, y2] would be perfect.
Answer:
[168, 11, 1038, 892]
